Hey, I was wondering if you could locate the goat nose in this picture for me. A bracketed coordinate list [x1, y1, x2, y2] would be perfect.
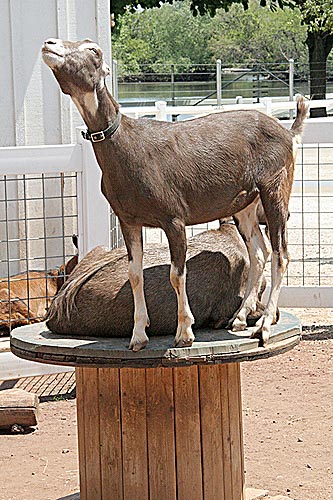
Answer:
[45, 38, 60, 46]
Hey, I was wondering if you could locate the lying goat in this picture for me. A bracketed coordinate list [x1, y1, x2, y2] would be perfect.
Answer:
[42, 38, 307, 350]
[0, 252, 78, 334]
[46, 225, 265, 337]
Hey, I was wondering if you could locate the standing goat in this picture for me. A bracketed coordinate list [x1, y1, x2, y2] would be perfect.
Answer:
[42, 38, 307, 351]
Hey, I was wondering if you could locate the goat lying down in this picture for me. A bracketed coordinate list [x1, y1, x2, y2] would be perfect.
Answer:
[42, 38, 308, 350]
[0, 254, 78, 334]
[46, 225, 265, 337]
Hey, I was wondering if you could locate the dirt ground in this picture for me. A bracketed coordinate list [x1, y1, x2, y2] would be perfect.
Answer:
[0, 308, 332, 500]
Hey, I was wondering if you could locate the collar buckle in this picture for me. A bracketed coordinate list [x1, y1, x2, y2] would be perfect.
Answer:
[90, 131, 106, 143]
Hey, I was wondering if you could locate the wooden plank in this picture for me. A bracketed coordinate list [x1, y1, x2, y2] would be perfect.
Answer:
[199, 365, 225, 500]
[173, 366, 203, 500]
[98, 368, 123, 500]
[220, 364, 233, 500]
[146, 367, 176, 500]
[79, 368, 102, 500]
[0, 388, 38, 428]
[227, 363, 245, 500]
[75, 368, 87, 500]
[120, 368, 149, 500]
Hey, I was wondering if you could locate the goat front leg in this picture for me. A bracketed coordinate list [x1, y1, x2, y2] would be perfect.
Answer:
[120, 222, 150, 352]
[164, 219, 195, 348]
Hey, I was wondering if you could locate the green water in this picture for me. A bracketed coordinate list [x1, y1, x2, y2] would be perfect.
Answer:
[118, 76, 322, 105]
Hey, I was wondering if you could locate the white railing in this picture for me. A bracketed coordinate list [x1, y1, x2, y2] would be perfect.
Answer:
[0, 109, 332, 380]
[121, 97, 333, 121]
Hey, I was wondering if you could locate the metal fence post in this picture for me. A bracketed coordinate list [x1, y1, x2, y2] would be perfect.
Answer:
[289, 58, 294, 119]
[216, 59, 222, 107]
[112, 59, 119, 101]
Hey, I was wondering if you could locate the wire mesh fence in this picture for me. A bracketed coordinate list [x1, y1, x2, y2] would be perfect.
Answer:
[137, 144, 333, 288]
[0, 173, 78, 333]
[0, 137, 332, 336]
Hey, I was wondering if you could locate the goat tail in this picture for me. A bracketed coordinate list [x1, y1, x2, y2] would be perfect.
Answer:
[290, 95, 309, 143]
[46, 252, 123, 325]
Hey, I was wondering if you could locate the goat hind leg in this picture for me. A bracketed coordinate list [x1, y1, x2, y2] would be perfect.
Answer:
[121, 222, 150, 352]
[252, 233, 289, 346]
[230, 199, 271, 331]
[165, 219, 195, 348]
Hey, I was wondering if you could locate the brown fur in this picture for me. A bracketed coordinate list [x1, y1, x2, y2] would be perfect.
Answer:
[0, 255, 78, 334]
[46, 225, 265, 337]
[42, 38, 308, 348]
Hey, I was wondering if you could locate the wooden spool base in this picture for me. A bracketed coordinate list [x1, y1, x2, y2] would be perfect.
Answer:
[76, 363, 244, 500]
[10, 311, 301, 500]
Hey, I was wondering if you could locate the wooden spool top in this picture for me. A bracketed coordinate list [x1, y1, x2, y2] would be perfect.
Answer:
[10, 311, 301, 369]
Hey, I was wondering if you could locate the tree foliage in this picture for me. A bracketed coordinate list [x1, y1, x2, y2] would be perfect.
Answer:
[111, 0, 292, 19]
[112, 0, 306, 75]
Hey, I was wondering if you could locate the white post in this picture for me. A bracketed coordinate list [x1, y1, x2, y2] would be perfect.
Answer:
[76, 129, 110, 258]
[112, 59, 119, 100]
[289, 58, 294, 119]
[216, 59, 222, 107]
[155, 101, 168, 121]
[262, 97, 272, 115]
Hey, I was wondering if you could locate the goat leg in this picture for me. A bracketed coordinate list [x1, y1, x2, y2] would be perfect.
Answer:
[121, 222, 150, 351]
[165, 219, 195, 348]
[230, 199, 271, 332]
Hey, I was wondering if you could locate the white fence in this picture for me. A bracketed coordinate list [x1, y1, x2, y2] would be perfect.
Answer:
[0, 103, 332, 380]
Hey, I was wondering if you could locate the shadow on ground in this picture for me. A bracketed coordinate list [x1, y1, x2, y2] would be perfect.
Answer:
[57, 494, 80, 500]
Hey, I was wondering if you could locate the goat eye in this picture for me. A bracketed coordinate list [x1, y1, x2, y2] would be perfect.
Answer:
[89, 48, 98, 55]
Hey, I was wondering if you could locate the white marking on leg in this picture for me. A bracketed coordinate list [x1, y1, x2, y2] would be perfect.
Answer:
[253, 250, 289, 345]
[170, 263, 195, 347]
[128, 238, 149, 352]
[231, 200, 271, 331]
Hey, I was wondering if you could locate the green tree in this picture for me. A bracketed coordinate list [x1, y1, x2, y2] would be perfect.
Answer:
[208, 1, 306, 65]
[112, 0, 333, 109]
[112, 2, 213, 75]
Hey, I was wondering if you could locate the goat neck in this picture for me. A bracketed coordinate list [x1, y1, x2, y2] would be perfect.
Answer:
[73, 85, 120, 135]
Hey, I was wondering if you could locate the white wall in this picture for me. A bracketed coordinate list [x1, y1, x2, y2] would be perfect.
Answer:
[282, 117, 333, 144]
[0, 0, 111, 276]
[0, 0, 111, 147]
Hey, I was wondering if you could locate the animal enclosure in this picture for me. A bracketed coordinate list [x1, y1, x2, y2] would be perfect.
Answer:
[0, 112, 332, 332]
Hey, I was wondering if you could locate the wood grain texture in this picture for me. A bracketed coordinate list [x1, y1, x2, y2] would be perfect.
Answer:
[174, 366, 203, 500]
[0, 388, 38, 428]
[228, 363, 244, 500]
[220, 363, 233, 500]
[146, 367, 177, 500]
[120, 368, 149, 500]
[75, 363, 245, 500]
[79, 368, 102, 500]
[199, 364, 225, 500]
[75, 368, 87, 500]
[98, 368, 123, 500]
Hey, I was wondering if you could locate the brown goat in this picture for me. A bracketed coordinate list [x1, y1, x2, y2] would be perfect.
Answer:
[42, 38, 308, 350]
[0, 255, 78, 334]
[46, 225, 265, 337]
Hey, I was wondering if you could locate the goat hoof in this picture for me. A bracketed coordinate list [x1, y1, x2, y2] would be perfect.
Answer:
[175, 337, 194, 348]
[231, 317, 247, 332]
[250, 322, 270, 347]
[129, 333, 149, 352]
[174, 326, 195, 348]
